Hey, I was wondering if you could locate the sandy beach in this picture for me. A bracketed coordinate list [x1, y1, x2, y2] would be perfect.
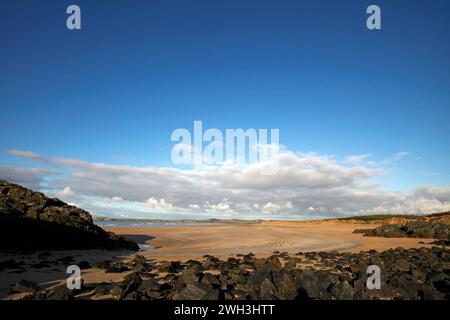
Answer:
[107, 221, 431, 261]
[0, 220, 439, 300]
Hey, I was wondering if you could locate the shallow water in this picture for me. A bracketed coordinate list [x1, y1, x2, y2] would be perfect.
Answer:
[138, 243, 155, 251]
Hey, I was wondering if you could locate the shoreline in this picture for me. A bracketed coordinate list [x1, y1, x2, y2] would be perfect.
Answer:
[105, 221, 432, 261]
[0, 220, 442, 300]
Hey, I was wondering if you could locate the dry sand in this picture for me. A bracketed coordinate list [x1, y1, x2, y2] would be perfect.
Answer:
[107, 221, 431, 261]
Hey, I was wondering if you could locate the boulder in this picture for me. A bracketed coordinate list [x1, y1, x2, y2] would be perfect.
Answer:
[106, 262, 129, 273]
[13, 279, 39, 293]
[138, 279, 161, 299]
[171, 282, 219, 300]
[330, 281, 354, 300]
[45, 284, 76, 300]
[120, 273, 142, 299]
[200, 273, 221, 287]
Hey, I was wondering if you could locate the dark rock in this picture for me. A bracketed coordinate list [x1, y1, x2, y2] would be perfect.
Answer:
[106, 262, 129, 273]
[387, 274, 419, 299]
[431, 239, 450, 246]
[185, 259, 203, 271]
[272, 269, 298, 299]
[265, 256, 282, 270]
[202, 256, 221, 270]
[228, 270, 248, 284]
[93, 286, 110, 296]
[296, 270, 337, 300]
[123, 291, 139, 300]
[138, 278, 161, 299]
[353, 289, 371, 300]
[356, 214, 450, 240]
[227, 257, 240, 267]
[284, 259, 297, 269]
[110, 286, 122, 299]
[142, 290, 162, 300]
[418, 285, 446, 300]
[0, 259, 25, 271]
[200, 273, 221, 287]
[45, 284, 75, 300]
[56, 256, 74, 264]
[120, 273, 142, 299]
[171, 282, 219, 300]
[38, 251, 51, 259]
[330, 281, 354, 300]
[77, 261, 91, 270]
[163, 273, 178, 283]
[0, 179, 138, 251]
[30, 261, 51, 269]
[178, 269, 200, 285]
[95, 261, 112, 269]
[390, 258, 411, 273]
[158, 261, 183, 273]
[248, 268, 270, 292]
[259, 277, 278, 299]
[13, 279, 39, 293]
[131, 255, 149, 273]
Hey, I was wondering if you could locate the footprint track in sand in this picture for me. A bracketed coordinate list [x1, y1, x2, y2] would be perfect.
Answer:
[267, 240, 296, 247]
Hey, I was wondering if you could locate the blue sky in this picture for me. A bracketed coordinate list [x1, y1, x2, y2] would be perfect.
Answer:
[0, 0, 449, 219]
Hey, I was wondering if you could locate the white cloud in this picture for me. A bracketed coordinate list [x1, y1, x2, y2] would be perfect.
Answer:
[56, 186, 74, 198]
[6, 149, 47, 162]
[145, 197, 173, 209]
[2, 149, 449, 219]
[204, 199, 231, 212]
[111, 196, 123, 202]
[382, 151, 411, 164]
[345, 154, 370, 164]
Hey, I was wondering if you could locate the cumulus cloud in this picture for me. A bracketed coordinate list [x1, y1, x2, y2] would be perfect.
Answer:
[146, 197, 173, 209]
[56, 186, 75, 198]
[1, 149, 449, 219]
[204, 199, 232, 212]
[262, 201, 293, 213]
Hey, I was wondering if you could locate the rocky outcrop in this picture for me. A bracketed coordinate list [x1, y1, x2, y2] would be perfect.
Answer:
[17, 247, 450, 300]
[354, 212, 450, 240]
[0, 179, 138, 251]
